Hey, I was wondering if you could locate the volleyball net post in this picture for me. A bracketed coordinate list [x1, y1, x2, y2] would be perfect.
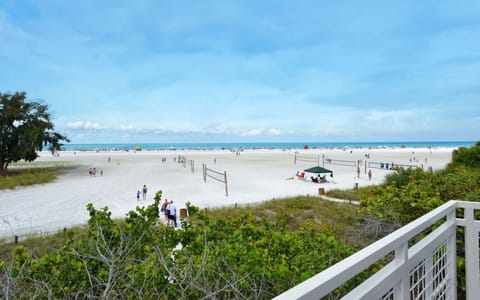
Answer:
[203, 164, 228, 197]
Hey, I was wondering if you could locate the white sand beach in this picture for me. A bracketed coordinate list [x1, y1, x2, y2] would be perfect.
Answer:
[0, 147, 454, 238]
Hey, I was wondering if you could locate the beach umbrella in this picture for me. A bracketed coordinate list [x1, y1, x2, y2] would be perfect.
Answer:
[304, 166, 333, 177]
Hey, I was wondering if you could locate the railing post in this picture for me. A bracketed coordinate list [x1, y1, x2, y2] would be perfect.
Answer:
[425, 247, 434, 298]
[394, 242, 409, 299]
[464, 206, 480, 300]
[447, 208, 457, 299]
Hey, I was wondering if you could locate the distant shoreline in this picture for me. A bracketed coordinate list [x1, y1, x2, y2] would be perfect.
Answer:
[62, 141, 475, 152]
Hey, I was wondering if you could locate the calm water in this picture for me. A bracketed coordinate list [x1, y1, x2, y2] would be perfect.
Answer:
[62, 141, 476, 151]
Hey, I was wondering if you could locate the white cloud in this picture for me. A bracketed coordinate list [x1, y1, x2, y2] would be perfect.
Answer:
[241, 128, 286, 137]
[267, 128, 282, 135]
[67, 120, 106, 130]
[66, 121, 84, 129]
[241, 128, 264, 137]
[120, 124, 170, 134]
[120, 124, 135, 131]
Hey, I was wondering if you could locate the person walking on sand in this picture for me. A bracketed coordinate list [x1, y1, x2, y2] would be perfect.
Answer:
[142, 185, 148, 200]
[368, 169, 372, 181]
[136, 190, 140, 201]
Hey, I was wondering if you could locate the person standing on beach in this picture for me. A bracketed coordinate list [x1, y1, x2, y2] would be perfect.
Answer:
[161, 199, 169, 224]
[142, 185, 148, 200]
[368, 169, 372, 181]
[136, 190, 141, 201]
[167, 200, 177, 228]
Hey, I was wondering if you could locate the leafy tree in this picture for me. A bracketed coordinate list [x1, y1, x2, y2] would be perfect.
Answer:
[0, 92, 69, 176]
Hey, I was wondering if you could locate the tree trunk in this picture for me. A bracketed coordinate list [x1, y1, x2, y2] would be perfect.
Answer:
[0, 161, 8, 176]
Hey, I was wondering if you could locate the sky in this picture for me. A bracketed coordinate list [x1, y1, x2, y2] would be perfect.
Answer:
[1, 1, 479, 144]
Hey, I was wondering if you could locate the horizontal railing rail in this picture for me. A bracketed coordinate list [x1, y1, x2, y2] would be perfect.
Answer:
[275, 200, 480, 300]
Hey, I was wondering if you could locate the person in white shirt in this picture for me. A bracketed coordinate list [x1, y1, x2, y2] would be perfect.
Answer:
[167, 200, 177, 228]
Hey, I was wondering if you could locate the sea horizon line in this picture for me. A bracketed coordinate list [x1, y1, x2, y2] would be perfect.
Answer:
[61, 140, 476, 151]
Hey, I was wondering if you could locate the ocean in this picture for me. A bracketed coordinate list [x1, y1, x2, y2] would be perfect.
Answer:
[61, 141, 476, 151]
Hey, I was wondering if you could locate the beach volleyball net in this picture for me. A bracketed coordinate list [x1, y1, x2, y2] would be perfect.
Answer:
[324, 158, 357, 167]
[367, 161, 419, 170]
[294, 153, 358, 167]
[203, 164, 228, 197]
[176, 155, 195, 173]
[294, 153, 321, 165]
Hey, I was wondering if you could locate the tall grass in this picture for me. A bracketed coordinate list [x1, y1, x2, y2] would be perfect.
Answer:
[326, 185, 379, 202]
[326, 189, 361, 201]
[206, 196, 361, 245]
[0, 226, 87, 259]
[0, 163, 75, 190]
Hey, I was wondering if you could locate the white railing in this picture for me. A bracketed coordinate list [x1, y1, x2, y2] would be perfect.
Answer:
[275, 200, 480, 300]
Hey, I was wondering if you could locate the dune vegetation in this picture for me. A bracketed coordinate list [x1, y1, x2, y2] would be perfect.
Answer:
[1, 143, 479, 298]
[0, 162, 75, 190]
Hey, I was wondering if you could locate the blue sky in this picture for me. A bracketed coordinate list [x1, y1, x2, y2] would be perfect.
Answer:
[1, 1, 479, 144]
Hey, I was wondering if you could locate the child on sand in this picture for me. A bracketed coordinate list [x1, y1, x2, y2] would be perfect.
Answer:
[136, 190, 140, 201]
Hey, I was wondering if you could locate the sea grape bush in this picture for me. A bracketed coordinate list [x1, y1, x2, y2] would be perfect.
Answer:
[0, 194, 354, 299]
[361, 168, 443, 224]
[361, 142, 480, 225]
